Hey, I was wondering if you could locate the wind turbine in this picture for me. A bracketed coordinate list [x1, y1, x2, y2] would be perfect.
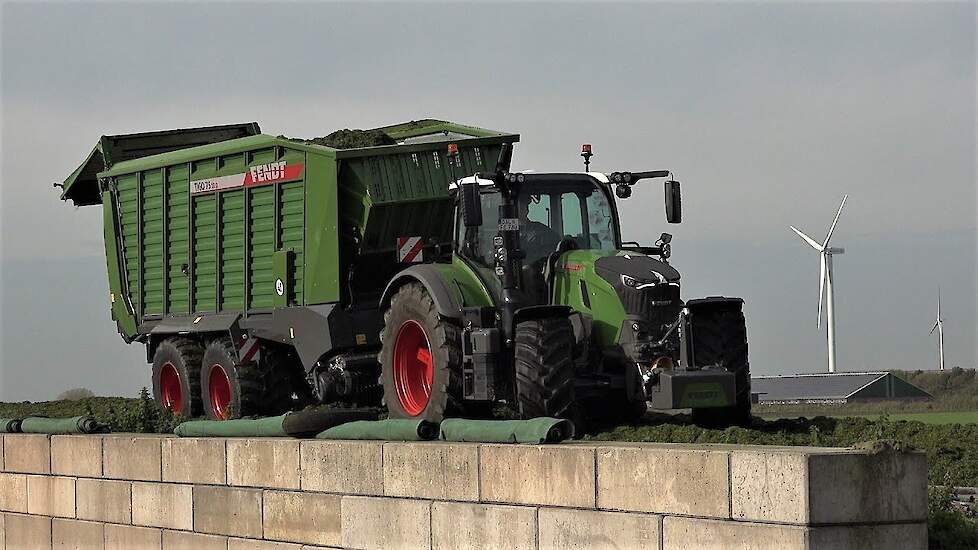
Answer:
[930, 289, 945, 371]
[790, 195, 848, 373]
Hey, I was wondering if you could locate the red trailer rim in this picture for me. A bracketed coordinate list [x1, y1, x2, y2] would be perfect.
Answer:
[208, 364, 232, 420]
[392, 320, 434, 416]
[159, 362, 183, 413]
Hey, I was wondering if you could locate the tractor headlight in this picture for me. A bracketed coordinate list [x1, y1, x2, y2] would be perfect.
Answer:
[621, 274, 644, 288]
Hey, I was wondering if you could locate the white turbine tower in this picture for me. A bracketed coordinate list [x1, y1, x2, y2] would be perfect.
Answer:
[930, 289, 946, 371]
[790, 195, 848, 373]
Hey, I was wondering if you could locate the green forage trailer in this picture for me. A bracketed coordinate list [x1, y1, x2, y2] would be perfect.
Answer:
[61, 119, 751, 427]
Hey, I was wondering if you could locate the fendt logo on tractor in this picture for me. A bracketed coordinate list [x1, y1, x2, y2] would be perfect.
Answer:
[58, 120, 750, 430]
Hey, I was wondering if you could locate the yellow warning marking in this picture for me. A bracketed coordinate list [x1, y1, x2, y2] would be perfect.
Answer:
[193, 316, 202, 324]
[356, 334, 367, 346]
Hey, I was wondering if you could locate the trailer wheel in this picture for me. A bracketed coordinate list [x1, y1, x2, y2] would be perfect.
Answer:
[380, 283, 462, 422]
[200, 338, 263, 420]
[690, 307, 752, 428]
[515, 316, 576, 419]
[151, 337, 204, 418]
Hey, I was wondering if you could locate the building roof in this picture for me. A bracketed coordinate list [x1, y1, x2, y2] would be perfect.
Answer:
[751, 372, 932, 402]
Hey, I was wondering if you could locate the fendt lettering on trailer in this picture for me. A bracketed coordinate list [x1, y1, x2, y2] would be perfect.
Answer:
[190, 161, 304, 194]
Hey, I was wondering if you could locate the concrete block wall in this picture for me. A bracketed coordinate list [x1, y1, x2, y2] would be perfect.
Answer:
[0, 434, 927, 549]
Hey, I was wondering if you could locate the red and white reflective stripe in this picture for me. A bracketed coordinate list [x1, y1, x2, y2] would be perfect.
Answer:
[238, 335, 261, 364]
[397, 236, 424, 263]
[190, 162, 304, 195]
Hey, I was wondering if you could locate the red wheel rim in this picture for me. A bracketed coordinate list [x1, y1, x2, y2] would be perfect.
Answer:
[208, 364, 232, 420]
[159, 362, 183, 413]
[392, 320, 433, 416]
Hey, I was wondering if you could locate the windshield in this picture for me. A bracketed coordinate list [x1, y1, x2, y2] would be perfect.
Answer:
[455, 180, 618, 268]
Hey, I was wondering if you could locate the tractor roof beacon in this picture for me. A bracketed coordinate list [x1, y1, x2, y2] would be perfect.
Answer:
[61, 120, 751, 428]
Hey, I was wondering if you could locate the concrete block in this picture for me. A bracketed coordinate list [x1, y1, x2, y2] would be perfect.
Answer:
[105, 524, 162, 550]
[1, 512, 4, 549]
[53, 518, 104, 550]
[663, 516, 808, 550]
[27, 475, 76, 518]
[193, 485, 262, 538]
[228, 539, 302, 550]
[227, 439, 300, 489]
[597, 446, 729, 517]
[4, 513, 52, 550]
[102, 436, 162, 481]
[0, 473, 28, 512]
[384, 442, 479, 501]
[809, 523, 927, 550]
[3, 434, 51, 474]
[808, 449, 928, 524]
[480, 444, 595, 507]
[51, 436, 102, 478]
[76, 478, 132, 524]
[432, 501, 536, 550]
[161, 530, 227, 550]
[299, 440, 384, 495]
[161, 437, 225, 485]
[539, 508, 661, 550]
[263, 490, 341, 547]
[341, 496, 431, 550]
[131, 482, 192, 530]
[730, 448, 928, 524]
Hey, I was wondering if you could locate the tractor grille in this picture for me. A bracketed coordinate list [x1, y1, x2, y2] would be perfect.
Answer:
[621, 284, 682, 333]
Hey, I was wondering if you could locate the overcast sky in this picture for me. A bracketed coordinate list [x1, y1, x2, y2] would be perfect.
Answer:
[1, 2, 975, 401]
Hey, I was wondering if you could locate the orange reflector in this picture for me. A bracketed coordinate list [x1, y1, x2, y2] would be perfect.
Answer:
[447, 143, 459, 155]
[581, 143, 592, 154]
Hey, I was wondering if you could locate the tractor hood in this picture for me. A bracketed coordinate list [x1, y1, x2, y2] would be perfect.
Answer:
[594, 253, 680, 286]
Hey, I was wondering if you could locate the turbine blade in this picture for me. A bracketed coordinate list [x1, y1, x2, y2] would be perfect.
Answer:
[930, 320, 939, 335]
[822, 194, 848, 247]
[817, 253, 826, 329]
[791, 226, 824, 251]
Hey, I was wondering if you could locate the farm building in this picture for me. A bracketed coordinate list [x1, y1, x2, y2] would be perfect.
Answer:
[751, 372, 933, 405]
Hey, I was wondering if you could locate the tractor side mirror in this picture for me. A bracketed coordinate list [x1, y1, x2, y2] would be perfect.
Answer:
[460, 182, 483, 227]
[664, 180, 682, 223]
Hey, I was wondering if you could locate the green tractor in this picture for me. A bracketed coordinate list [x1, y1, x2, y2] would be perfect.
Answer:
[378, 143, 751, 427]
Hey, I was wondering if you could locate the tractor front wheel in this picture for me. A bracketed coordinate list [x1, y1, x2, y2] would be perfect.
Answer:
[690, 304, 752, 428]
[515, 316, 576, 419]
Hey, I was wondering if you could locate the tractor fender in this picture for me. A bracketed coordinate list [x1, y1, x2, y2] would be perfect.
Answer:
[381, 265, 463, 320]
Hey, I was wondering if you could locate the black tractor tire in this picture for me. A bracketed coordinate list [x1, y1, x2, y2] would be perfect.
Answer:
[200, 338, 264, 420]
[151, 337, 204, 418]
[379, 283, 463, 423]
[515, 316, 576, 419]
[690, 307, 752, 428]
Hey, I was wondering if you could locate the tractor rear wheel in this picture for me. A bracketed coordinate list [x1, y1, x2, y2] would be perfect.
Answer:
[380, 283, 462, 422]
[200, 338, 263, 420]
[515, 316, 576, 419]
[690, 305, 752, 428]
[151, 337, 204, 418]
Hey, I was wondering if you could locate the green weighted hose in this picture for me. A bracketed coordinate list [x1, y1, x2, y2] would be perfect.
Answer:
[174, 415, 288, 437]
[0, 418, 22, 433]
[316, 418, 438, 441]
[438, 417, 575, 444]
[18, 416, 102, 434]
